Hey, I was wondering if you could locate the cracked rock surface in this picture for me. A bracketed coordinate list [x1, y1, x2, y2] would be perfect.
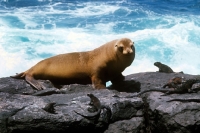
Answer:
[0, 72, 200, 133]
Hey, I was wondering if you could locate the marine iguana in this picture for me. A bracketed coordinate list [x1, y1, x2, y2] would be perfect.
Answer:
[154, 62, 174, 73]
[42, 94, 111, 117]
[124, 79, 200, 98]
[163, 77, 184, 88]
[42, 102, 56, 114]
[74, 93, 111, 119]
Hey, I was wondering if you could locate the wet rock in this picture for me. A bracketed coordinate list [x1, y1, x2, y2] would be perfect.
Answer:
[1, 72, 200, 133]
[126, 72, 200, 133]
[104, 117, 144, 133]
[0, 80, 143, 133]
[142, 92, 200, 133]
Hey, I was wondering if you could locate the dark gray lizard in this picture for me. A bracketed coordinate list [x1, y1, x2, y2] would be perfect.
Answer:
[74, 93, 111, 119]
[121, 79, 200, 98]
[42, 102, 72, 114]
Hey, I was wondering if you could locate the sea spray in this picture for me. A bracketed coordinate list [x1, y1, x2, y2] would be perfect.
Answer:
[0, 0, 200, 78]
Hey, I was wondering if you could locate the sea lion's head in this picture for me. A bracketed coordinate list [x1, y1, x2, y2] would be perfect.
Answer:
[115, 38, 134, 56]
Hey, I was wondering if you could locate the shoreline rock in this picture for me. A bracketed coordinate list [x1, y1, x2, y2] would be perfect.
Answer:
[0, 72, 200, 133]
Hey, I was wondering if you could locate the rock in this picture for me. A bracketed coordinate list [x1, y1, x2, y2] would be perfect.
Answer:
[0, 78, 143, 133]
[126, 72, 200, 133]
[191, 83, 200, 90]
[143, 92, 200, 133]
[104, 117, 144, 133]
[0, 72, 200, 133]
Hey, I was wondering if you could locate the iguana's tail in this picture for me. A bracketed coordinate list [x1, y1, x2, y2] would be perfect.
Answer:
[10, 72, 26, 79]
[74, 109, 101, 119]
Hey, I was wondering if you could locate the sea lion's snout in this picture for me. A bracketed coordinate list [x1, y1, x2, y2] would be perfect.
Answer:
[123, 43, 134, 55]
[123, 48, 133, 55]
[117, 44, 134, 55]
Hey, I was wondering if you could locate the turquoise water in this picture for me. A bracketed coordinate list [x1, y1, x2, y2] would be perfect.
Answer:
[0, 0, 200, 78]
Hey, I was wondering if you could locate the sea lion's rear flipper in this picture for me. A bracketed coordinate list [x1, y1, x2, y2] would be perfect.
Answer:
[10, 72, 25, 79]
[25, 75, 46, 90]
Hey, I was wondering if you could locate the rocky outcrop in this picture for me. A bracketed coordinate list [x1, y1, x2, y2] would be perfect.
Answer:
[0, 72, 200, 133]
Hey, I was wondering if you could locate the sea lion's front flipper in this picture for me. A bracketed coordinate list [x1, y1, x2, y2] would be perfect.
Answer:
[25, 75, 46, 90]
[91, 76, 106, 89]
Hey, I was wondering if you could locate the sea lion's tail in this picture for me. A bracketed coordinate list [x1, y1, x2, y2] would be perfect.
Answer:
[10, 72, 26, 79]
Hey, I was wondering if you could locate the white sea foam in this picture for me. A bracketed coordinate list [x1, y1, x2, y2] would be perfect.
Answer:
[1, 22, 200, 78]
[0, 44, 37, 77]
[132, 22, 200, 75]
[1, 1, 200, 78]
[65, 3, 120, 17]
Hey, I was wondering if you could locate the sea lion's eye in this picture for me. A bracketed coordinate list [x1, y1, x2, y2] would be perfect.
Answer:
[118, 46, 123, 53]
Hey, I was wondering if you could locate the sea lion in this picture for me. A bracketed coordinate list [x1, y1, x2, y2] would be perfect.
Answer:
[11, 38, 135, 90]
[154, 62, 174, 73]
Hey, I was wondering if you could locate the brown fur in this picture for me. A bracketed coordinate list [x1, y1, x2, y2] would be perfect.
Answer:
[163, 77, 183, 88]
[11, 38, 135, 90]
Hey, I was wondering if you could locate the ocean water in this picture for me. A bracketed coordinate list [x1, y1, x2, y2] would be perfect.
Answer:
[1, 0, 200, 80]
